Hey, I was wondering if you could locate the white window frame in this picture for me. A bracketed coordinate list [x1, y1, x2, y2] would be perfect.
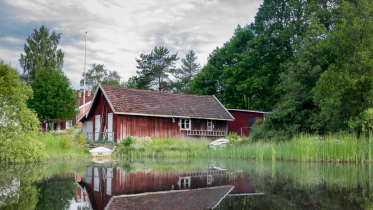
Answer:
[207, 119, 212, 131]
[179, 118, 191, 130]
[66, 120, 72, 129]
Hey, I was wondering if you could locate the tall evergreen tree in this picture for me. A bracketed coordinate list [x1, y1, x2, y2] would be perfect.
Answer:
[135, 46, 179, 92]
[19, 26, 64, 83]
[172, 50, 201, 94]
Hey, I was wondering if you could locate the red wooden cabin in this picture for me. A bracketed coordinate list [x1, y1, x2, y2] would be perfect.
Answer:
[227, 109, 270, 136]
[78, 84, 234, 142]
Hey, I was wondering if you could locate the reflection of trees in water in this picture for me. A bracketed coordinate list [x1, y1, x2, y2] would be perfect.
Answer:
[0, 161, 89, 210]
[0, 163, 47, 210]
[35, 176, 76, 210]
[216, 175, 373, 210]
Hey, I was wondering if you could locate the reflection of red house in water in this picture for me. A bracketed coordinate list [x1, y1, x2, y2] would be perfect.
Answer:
[75, 167, 261, 210]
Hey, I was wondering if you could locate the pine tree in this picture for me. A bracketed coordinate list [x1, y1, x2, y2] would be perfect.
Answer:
[135, 46, 179, 92]
[173, 50, 200, 94]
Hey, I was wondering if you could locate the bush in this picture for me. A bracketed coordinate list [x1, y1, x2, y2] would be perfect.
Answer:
[0, 61, 47, 162]
[251, 119, 292, 142]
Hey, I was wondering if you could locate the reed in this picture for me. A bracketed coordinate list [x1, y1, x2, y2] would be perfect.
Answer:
[116, 133, 373, 163]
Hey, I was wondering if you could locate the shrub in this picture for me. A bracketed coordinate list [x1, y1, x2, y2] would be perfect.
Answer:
[0, 61, 47, 162]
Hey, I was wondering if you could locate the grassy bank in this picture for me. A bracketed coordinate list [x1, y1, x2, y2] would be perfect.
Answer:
[114, 133, 373, 163]
[37, 130, 90, 160]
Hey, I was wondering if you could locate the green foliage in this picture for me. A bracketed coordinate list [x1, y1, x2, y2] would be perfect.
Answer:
[19, 25, 64, 83]
[172, 50, 201, 94]
[135, 46, 179, 92]
[115, 133, 372, 163]
[192, 0, 338, 111]
[37, 132, 89, 159]
[0, 61, 47, 163]
[228, 132, 240, 144]
[27, 67, 77, 128]
[250, 0, 373, 137]
[115, 136, 209, 158]
[35, 176, 75, 210]
[250, 118, 292, 142]
[313, 0, 373, 132]
[80, 63, 122, 92]
[349, 108, 373, 136]
[121, 75, 139, 89]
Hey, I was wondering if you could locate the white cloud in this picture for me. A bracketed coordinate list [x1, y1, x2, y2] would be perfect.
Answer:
[0, 0, 263, 89]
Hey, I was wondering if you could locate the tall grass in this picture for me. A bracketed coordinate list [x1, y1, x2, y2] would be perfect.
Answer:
[115, 133, 373, 163]
[37, 132, 90, 159]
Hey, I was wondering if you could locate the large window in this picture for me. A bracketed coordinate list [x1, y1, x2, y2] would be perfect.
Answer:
[180, 119, 191, 130]
[207, 120, 212, 131]
[66, 120, 72, 129]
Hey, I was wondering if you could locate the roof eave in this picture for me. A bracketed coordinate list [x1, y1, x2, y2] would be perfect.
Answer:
[84, 83, 116, 118]
[212, 95, 235, 120]
[226, 108, 271, 114]
[114, 111, 234, 121]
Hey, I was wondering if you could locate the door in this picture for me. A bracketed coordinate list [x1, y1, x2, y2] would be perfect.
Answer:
[107, 113, 113, 142]
[87, 121, 93, 141]
[56, 123, 61, 131]
[95, 115, 100, 141]
[248, 117, 256, 135]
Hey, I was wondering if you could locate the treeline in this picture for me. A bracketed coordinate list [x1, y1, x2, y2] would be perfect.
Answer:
[81, 47, 201, 95]
[190, 0, 373, 140]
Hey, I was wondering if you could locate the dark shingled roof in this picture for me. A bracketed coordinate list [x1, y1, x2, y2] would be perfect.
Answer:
[100, 84, 233, 120]
[106, 186, 234, 210]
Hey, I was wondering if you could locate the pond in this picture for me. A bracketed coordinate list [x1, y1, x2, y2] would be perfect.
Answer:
[0, 158, 372, 209]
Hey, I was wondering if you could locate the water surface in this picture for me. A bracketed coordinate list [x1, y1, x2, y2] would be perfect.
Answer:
[0, 158, 372, 209]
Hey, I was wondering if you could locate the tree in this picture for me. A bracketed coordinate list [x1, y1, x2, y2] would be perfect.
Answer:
[19, 25, 64, 83]
[80, 63, 121, 92]
[0, 61, 46, 162]
[172, 50, 200, 94]
[28, 67, 77, 130]
[121, 76, 139, 89]
[135, 46, 179, 92]
[313, 0, 373, 132]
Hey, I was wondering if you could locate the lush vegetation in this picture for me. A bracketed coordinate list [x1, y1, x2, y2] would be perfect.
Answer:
[37, 127, 90, 160]
[19, 25, 64, 84]
[115, 134, 373, 163]
[191, 0, 373, 138]
[27, 67, 77, 130]
[79, 63, 122, 92]
[0, 61, 47, 163]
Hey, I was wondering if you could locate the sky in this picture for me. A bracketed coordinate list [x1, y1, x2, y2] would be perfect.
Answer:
[0, 0, 263, 90]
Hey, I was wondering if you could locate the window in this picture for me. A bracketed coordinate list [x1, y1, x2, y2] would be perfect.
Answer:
[178, 177, 190, 189]
[180, 119, 191, 130]
[66, 120, 72, 129]
[207, 175, 212, 186]
[207, 120, 212, 131]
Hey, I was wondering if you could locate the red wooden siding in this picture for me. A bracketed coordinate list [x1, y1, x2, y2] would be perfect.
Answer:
[227, 110, 264, 136]
[117, 115, 181, 140]
[116, 116, 228, 141]
[86, 90, 114, 139]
